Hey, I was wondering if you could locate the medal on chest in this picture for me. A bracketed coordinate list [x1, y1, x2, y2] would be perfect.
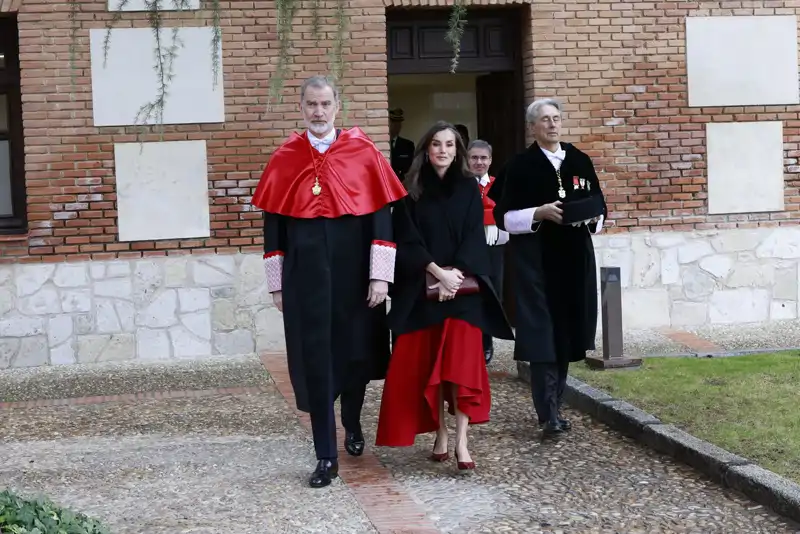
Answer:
[307, 133, 336, 196]
[555, 168, 566, 199]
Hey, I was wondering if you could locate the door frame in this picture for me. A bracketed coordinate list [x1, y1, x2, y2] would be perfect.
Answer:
[0, 15, 26, 234]
[386, 6, 525, 76]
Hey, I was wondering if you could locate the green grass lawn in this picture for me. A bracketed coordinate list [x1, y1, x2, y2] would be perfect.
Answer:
[570, 352, 800, 484]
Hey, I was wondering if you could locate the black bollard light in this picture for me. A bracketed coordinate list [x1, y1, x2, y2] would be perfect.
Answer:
[585, 266, 642, 370]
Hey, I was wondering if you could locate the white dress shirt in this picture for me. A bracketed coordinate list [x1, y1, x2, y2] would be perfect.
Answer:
[308, 128, 336, 154]
[541, 144, 566, 172]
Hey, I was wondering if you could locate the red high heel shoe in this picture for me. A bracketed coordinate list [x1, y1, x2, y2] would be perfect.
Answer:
[430, 436, 449, 462]
[455, 450, 475, 470]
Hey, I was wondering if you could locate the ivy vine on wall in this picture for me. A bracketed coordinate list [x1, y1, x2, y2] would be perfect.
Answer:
[446, 0, 467, 73]
[65, 0, 467, 127]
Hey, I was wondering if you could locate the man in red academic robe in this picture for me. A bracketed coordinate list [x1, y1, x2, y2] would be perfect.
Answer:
[467, 139, 509, 364]
[251, 75, 407, 488]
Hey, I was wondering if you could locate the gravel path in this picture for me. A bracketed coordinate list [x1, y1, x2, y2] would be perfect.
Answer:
[363, 373, 799, 533]
[1, 352, 798, 533]
[0, 387, 375, 534]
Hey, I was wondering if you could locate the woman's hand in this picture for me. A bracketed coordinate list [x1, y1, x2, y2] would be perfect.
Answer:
[437, 268, 464, 292]
[426, 263, 464, 296]
[437, 283, 457, 302]
[428, 281, 458, 302]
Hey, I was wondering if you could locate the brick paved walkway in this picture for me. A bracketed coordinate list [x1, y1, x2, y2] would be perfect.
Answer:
[1, 353, 798, 533]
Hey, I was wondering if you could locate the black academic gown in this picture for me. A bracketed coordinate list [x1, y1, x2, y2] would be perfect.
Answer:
[490, 142, 606, 364]
[388, 164, 514, 341]
[263, 208, 392, 413]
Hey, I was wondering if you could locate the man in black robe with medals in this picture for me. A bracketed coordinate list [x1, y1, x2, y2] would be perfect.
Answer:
[251, 75, 407, 486]
[489, 98, 606, 436]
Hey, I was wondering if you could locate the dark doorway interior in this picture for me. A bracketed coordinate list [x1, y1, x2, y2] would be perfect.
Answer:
[476, 71, 523, 179]
[0, 16, 26, 234]
[386, 7, 526, 325]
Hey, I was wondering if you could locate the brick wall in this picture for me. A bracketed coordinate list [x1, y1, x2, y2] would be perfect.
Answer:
[4, 0, 800, 264]
[529, 0, 800, 233]
[5, 0, 389, 263]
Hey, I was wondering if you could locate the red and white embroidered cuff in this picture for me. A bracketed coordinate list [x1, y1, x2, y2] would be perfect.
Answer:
[370, 240, 396, 283]
[263, 251, 284, 293]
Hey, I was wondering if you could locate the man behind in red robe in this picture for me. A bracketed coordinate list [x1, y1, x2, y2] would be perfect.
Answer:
[467, 139, 509, 364]
[251, 75, 407, 488]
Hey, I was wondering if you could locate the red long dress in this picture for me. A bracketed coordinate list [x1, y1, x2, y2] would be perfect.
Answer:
[375, 164, 513, 447]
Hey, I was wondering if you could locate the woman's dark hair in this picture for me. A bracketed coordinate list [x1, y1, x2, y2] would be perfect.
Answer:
[403, 121, 470, 200]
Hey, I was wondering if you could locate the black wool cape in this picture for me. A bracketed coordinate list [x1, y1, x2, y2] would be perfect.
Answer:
[388, 163, 514, 342]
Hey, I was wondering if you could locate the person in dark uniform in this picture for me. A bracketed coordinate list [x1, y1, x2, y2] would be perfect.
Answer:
[389, 108, 415, 179]
[467, 139, 508, 364]
[455, 124, 470, 147]
[489, 98, 606, 437]
[252, 75, 407, 487]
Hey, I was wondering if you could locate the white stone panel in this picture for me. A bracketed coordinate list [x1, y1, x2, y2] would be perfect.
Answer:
[771, 300, 797, 320]
[621, 289, 671, 329]
[137, 328, 171, 360]
[709, 288, 770, 324]
[115, 140, 211, 242]
[89, 27, 224, 127]
[671, 301, 708, 327]
[108, 0, 200, 10]
[706, 122, 785, 215]
[686, 15, 799, 107]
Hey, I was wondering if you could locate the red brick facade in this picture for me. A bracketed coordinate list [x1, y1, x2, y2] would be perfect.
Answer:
[2, 0, 799, 263]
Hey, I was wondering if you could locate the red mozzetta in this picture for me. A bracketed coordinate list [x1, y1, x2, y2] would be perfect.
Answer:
[251, 127, 408, 218]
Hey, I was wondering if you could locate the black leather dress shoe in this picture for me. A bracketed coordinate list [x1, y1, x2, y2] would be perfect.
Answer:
[541, 420, 564, 436]
[484, 347, 494, 364]
[309, 459, 339, 488]
[539, 418, 572, 431]
[344, 430, 365, 457]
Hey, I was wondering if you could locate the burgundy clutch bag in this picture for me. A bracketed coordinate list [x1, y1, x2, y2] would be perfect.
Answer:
[425, 269, 480, 300]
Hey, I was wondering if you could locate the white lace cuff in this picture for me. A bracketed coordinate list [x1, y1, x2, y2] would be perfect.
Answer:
[593, 214, 605, 234]
[370, 240, 396, 283]
[264, 251, 284, 293]
[504, 208, 540, 234]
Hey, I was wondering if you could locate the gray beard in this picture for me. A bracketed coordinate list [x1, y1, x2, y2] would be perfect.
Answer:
[305, 120, 334, 137]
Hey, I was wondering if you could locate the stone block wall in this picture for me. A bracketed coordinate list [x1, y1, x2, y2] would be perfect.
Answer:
[4, 225, 800, 368]
[593, 227, 800, 330]
[0, 254, 283, 368]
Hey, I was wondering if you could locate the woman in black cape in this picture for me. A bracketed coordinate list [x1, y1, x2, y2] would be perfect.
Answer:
[375, 121, 513, 470]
